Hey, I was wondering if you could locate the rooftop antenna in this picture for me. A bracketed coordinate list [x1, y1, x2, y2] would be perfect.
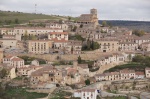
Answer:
[35, 4, 37, 14]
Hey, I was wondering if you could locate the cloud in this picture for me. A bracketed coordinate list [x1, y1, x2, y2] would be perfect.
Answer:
[0, 0, 150, 21]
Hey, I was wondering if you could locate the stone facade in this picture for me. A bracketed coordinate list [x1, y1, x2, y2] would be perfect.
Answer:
[65, 40, 82, 54]
[28, 40, 53, 54]
[78, 9, 98, 25]
[3, 55, 25, 68]
[97, 39, 119, 52]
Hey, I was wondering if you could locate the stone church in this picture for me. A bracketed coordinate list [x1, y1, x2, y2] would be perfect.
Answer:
[78, 8, 98, 25]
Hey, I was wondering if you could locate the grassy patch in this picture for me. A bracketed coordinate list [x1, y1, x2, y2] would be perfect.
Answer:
[104, 62, 146, 72]
[0, 11, 77, 26]
[107, 89, 117, 94]
[105, 96, 127, 99]
[13, 76, 23, 80]
[50, 90, 72, 99]
[69, 34, 85, 41]
[3, 88, 48, 99]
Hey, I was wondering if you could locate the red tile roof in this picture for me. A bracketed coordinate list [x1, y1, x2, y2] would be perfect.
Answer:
[53, 38, 68, 43]
[135, 72, 144, 75]
[11, 57, 24, 61]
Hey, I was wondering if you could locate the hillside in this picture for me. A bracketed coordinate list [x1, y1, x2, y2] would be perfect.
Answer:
[99, 20, 150, 32]
[0, 10, 77, 26]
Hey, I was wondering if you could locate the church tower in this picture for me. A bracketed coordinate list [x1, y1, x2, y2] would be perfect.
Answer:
[90, 8, 97, 15]
[90, 8, 98, 25]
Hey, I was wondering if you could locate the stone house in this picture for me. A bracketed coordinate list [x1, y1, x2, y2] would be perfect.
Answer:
[97, 39, 119, 52]
[65, 40, 82, 54]
[3, 55, 25, 68]
[74, 89, 98, 99]
[4, 66, 17, 79]
[94, 53, 125, 67]
[0, 27, 64, 36]
[140, 42, 150, 51]
[18, 65, 42, 77]
[90, 33, 102, 40]
[119, 42, 138, 51]
[95, 72, 120, 81]
[48, 32, 68, 41]
[28, 39, 53, 54]
[2, 34, 21, 41]
[0, 38, 18, 48]
[120, 69, 135, 80]
[30, 66, 57, 85]
[145, 67, 150, 78]
[31, 60, 39, 66]
[135, 34, 150, 45]
[66, 67, 81, 85]
[135, 71, 145, 79]
[77, 64, 89, 76]
[45, 23, 62, 29]
[53, 38, 68, 50]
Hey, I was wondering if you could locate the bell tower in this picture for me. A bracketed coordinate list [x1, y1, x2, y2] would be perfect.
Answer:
[90, 8, 98, 25]
[90, 8, 97, 15]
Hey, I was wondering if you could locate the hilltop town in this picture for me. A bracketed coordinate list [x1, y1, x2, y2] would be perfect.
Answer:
[0, 9, 150, 99]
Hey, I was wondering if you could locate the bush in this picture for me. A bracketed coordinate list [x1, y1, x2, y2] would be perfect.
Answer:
[85, 79, 90, 85]
[69, 34, 85, 41]
[132, 29, 145, 36]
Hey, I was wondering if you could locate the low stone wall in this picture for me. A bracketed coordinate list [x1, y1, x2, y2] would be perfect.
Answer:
[4, 52, 107, 61]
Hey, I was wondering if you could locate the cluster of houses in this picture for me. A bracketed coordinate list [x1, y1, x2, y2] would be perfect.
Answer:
[0, 10, 150, 55]
[95, 69, 146, 82]
[1, 8, 150, 99]
[0, 27, 82, 54]
[1, 55, 90, 88]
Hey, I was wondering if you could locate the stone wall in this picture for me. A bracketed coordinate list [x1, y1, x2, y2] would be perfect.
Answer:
[4, 51, 108, 62]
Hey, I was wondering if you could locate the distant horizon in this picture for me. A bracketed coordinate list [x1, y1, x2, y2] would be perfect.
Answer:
[1, 10, 150, 22]
[0, 0, 150, 21]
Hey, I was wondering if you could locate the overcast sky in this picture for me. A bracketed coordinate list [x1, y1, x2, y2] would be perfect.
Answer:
[0, 0, 150, 21]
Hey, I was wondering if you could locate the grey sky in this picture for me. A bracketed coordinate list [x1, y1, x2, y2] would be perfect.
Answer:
[0, 0, 150, 21]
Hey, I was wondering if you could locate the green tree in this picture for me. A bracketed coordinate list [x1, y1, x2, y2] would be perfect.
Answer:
[132, 55, 144, 63]
[80, 24, 83, 28]
[77, 56, 82, 64]
[59, 19, 63, 24]
[90, 40, 94, 50]
[15, 18, 19, 24]
[5, 20, 12, 25]
[87, 38, 91, 50]
[143, 56, 150, 67]
[68, 16, 71, 21]
[71, 46, 73, 54]
[0, 68, 7, 78]
[24, 31, 28, 40]
[132, 29, 145, 36]
[85, 79, 90, 85]
[128, 54, 132, 62]
[93, 41, 100, 50]
[30, 35, 37, 40]
[72, 26, 77, 32]
[102, 21, 107, 27]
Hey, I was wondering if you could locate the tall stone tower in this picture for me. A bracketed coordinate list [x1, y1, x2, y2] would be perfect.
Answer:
[90, 8, 98, 25]
[90, 8, 97, 15]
